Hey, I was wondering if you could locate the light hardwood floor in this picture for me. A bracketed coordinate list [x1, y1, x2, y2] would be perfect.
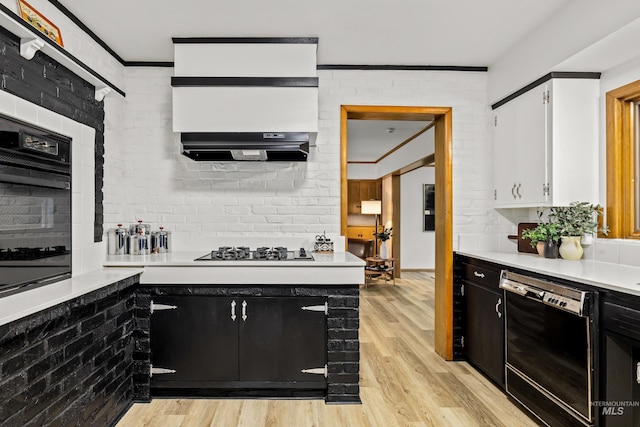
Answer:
[117, 272, 538, 427]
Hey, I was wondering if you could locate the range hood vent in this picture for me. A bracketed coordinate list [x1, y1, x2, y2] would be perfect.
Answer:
[172, 38, 318, 162]
[181, 132, 311, 161]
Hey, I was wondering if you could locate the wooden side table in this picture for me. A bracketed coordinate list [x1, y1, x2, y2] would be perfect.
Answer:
[364, 256, 396, 287]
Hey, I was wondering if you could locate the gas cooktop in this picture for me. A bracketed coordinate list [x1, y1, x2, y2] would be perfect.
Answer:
[195, 246, 314, 261]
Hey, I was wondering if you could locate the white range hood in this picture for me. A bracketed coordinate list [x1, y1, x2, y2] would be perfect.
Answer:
[171, 38, 318, 161]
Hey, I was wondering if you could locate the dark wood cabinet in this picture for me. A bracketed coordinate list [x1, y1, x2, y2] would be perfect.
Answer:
[150, 295, 327, 390]
[464, 282, 504, 387]
[151, 296, 239, 383]
[601, 292, 640, 426]
[456, 255, 505, 388]
[347, 179, 381, 214]
[238, 297, 326, 382]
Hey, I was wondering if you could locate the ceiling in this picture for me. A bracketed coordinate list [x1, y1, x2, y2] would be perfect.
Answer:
[347, 120, 430, 163]
[58, 0, 569, 65]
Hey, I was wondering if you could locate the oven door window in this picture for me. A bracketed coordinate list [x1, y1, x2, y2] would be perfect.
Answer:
[0, 165, 71, 294]
[505, 292, 591, 419]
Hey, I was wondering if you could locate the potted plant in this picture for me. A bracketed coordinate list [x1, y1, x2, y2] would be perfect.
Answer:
[373, 227, 393, 259]
[521, 222, 560, 257]
[548, 201, 607, 260]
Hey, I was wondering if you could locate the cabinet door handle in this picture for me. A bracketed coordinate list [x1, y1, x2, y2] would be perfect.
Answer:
[636, 362, 640, 384]
[516, 183, 522, 199]
[231, 300, 237, 321]
[511, 183, 517, 199]
[473, 271, 485, 279]
[242, 300, 248, 321]
[496, 298, 502, 318]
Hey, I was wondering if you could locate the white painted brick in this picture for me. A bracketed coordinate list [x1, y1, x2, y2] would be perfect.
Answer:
[100, 67, 502, 250]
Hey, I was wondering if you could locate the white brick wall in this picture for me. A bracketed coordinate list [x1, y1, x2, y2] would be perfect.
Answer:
[103, 67, 501, 252]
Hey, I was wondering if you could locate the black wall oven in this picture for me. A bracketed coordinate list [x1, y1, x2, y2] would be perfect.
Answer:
[500, 270, 596, 426]
[0, 115, 72, 297]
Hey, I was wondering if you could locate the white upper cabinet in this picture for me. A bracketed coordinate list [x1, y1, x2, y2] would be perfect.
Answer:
[492, 77, 599, 208]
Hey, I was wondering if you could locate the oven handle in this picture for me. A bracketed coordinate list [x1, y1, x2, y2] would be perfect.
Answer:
[499, 279, 545, 301]
[0, 173, 70, 190]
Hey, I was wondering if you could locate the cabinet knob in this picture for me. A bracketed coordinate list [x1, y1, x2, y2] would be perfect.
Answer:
[516, 183, 522, 199]
[242, 300, 248, 321]
[496, 298, 502, 318]
[231, 300, 237, 321]
[473, 271, 485, 279]
[511, 183, 517, 199]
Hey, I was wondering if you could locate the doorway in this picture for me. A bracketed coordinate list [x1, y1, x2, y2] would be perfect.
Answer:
[340, 105, 454, 360]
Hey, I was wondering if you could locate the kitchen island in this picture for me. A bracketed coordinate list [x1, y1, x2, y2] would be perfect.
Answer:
[105, 250, 364, 404]
[104, 250, 364, 285]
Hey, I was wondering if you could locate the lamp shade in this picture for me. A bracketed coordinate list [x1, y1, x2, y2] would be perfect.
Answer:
[361, 200, 381, 215]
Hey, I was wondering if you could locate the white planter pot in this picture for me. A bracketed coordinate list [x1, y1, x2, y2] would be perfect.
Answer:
[559, 236, 584, 260]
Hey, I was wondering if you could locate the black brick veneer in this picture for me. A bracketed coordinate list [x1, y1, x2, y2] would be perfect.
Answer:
[133, 285, 361, 404]
[0, 274, 140, 427]
[0, 27, 106, 243]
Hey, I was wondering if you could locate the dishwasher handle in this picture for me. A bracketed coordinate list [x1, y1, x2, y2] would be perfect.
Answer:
[500, 279, 545, 301]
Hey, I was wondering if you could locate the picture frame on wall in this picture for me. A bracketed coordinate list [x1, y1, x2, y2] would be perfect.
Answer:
[424, 184, 435, 231]
[17, 0, 64, 47]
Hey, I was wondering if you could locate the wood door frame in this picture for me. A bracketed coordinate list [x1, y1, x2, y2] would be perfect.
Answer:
[340, 104, 453, 360]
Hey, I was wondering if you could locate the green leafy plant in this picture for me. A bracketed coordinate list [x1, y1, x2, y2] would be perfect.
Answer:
[548, 201, 608, 237]
[373, 227, 393, 241]
[521, 222, 560, 247]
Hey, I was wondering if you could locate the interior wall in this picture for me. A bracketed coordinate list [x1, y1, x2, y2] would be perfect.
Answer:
[106, 68, 493, 252]
[401, 167, 435, 269]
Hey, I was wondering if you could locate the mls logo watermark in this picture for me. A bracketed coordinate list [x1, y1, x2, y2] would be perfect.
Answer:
[593, 400, 639, 416]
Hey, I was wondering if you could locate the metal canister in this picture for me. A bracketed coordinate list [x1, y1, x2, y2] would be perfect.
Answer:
[129, 220, 151, 236]
[129, 231, 150, 255]
[150, 226, 171, 254]
[107, 224, 128, 255]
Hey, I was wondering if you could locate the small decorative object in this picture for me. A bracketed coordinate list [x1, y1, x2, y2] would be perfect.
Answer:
[548, 201, 608, 260]
[374, 227, 392, 259]
[558, 236, 583, 260]
[17, 0, 64, 47]
[521, 221, 560, 258]
[544, 237, 559, 259]
[313, 231, 333, 253]
[379, 240, 389, 260]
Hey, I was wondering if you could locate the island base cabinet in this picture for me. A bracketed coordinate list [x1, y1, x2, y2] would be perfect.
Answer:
[239, 297, 326, 383]
[150, 295, 327, 393]
[150, 296, 239, 383]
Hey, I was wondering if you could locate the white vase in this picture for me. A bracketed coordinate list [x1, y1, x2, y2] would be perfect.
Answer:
[559, 236, 584, 260]
[379, 240, 389, 259]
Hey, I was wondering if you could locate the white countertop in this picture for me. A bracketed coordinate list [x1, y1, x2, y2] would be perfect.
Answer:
[103, 251, 363, 267]
[458, 250, 640, 296]
[103, 251, 366, 285]
[0, 268, 143, 327]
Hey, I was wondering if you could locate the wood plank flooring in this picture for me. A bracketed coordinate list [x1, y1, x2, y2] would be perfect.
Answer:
[117, 272, 538, 427]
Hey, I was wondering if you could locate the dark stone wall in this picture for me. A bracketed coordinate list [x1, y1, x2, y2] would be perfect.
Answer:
[133, 285, 361, 404]
[0, 275, 139, 427]
[0, 27, 105, 242]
